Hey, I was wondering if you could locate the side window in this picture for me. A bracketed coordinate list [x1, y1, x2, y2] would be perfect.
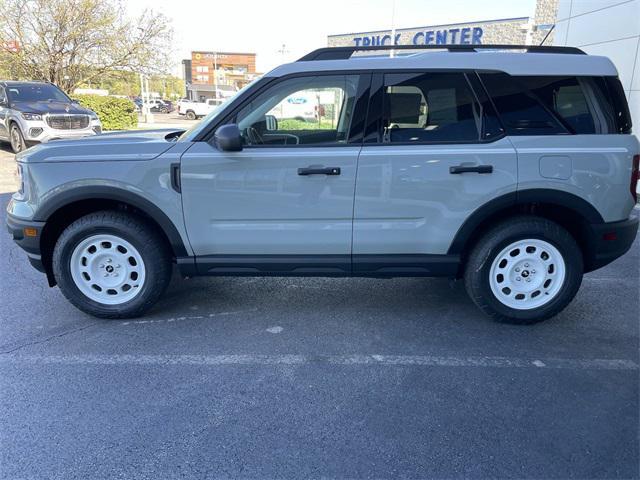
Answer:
[479, 72, 567, 135]
[518, 76, 616, 134]
[480, 73, 619, 135]
[235, 75, 360, 146]
[381, 72, 483, 143]
[0, 87, 6, 105]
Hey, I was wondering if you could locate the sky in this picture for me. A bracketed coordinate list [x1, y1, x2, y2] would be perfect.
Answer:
[126, 0, 537, 75]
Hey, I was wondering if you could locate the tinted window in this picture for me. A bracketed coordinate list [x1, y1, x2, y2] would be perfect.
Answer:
[6, 83, 70, 103]
[481, 73, 623, 135]
[235, 75, 360, 146]
[518, 76, 619, 134]
[604, 77, 632, 133]
[381, 72, 482, 143]
[479, 72, 567, 135]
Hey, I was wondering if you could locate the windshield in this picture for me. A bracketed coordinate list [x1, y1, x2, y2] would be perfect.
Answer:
[6, 83, 70, 103]
[178, 78, 264, 142]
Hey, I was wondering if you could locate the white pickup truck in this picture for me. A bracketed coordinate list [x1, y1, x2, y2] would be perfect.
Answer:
[177, 99, 223, 120]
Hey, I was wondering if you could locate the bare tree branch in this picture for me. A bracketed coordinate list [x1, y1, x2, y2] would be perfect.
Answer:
[0, 0, 174, 92]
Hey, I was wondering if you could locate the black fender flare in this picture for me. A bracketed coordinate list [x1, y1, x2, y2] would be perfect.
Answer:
[447, 189, 604, 255]
[35, 185, 189, 257]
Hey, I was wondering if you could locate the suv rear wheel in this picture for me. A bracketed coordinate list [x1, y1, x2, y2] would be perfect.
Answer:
[464, 216, 583, 324]
[52, 211, 172, 318]
[185, 110, 196, 120]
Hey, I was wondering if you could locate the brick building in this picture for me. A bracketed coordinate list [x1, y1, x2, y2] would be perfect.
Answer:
[184, 51, 258, 101]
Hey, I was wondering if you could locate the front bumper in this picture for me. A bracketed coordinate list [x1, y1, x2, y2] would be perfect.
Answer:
[6, 212, 46, 273]
[22, 120, 102, 143]
[587, 214, 639, 271]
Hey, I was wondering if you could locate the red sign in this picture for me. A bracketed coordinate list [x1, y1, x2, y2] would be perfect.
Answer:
[2, 40, 20, 53]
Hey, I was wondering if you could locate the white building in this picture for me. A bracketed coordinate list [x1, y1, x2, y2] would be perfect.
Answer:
[554, 0, 640, 131]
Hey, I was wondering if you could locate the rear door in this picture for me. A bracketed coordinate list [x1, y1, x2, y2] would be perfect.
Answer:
[180, 73, 369, 274]
[352, 71, 518, 274]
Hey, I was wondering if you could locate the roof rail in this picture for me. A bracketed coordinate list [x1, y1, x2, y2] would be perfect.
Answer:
[298, 44, 586, 61]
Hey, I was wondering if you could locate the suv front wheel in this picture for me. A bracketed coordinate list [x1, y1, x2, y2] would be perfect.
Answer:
[464, 216, 583, 324]
[52, 211, 172, 318]
[10, 123, 25, 153]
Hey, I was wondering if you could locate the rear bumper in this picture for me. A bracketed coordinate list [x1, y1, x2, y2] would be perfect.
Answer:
[6, 213, 46, 273]
[587, 214, 638, 271]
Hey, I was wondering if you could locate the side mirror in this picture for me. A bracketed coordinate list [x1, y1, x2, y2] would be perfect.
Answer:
[214, 124, 243, 152]
[265, 114, 278, 131]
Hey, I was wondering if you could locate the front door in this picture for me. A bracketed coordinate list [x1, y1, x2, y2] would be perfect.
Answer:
[180, 73, 368, 274]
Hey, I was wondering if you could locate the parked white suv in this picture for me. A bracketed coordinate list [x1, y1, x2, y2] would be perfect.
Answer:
[0, 81, 102, 153]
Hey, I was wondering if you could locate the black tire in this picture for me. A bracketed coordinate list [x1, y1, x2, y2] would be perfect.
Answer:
[185, 110, 196, 120]
[52, 211, 172, 319]
[464, 216, 583, 325]
[10, 123, 25, 153]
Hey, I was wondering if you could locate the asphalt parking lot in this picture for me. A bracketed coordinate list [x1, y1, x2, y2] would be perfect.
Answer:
[0, 143, 638, 479]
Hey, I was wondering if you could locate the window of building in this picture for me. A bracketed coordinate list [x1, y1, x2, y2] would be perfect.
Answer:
[195, 66, 209, 73]
[234, 75, 361, 146]
[380, 72, 483, 143]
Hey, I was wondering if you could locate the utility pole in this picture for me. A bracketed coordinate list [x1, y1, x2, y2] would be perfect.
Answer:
[390, 0, 397, 57]
[213, 52, 218, 100]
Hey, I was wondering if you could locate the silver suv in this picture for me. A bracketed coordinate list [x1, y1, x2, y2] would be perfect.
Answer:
[0, 81, 102, 153]
[6, 45, 639, 324]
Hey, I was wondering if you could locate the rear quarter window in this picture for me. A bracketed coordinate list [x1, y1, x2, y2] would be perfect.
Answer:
[480, 72, 626, 135]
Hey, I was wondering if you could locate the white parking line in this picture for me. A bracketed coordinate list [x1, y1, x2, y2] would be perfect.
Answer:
[0, 354, 636, 370]
[120, 308, 258, 326]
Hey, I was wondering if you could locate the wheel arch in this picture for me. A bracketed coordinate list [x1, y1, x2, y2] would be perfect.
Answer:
[448, 189, 603, 274]
[37, 186, 189, 285]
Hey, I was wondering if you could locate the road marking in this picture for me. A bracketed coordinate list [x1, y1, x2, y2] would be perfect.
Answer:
[120, 308, 258, 326]
[0, 354, 636, 370]
[266, 326, 283, 334]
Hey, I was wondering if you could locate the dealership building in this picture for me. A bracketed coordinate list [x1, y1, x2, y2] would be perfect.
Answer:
[327, 0, 558, 48]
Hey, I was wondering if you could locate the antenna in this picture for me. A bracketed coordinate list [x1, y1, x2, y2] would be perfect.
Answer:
[539, 24, 555, 46]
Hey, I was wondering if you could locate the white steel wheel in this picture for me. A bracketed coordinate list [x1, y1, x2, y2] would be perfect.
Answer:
[69, 234, 146, 305]
[489, 238, 566, 310]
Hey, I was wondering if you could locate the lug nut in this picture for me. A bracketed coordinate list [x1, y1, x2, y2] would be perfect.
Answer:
[532, 270, 536, 274]
[524, 263, 529, 267]
[515, 268, 520, 272]
[526, 278, 531, 282]
[516, 277, 521, 281]
[107, 258, 112, 263]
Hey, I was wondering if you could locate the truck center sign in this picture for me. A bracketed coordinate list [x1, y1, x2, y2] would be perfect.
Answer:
[352, 27, 484, 47]
[327, 17, 532, 49]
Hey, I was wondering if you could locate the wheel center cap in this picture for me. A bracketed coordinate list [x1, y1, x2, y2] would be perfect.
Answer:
[105, 265, 114, 273]
[521, 270, 530, 278]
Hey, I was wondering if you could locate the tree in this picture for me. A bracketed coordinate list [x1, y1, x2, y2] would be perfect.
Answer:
[0, 0, 174, 93]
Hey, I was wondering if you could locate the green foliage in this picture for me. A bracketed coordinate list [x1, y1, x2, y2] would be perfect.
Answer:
[278, 118, 334, 130]
[73, 94, 138, 131]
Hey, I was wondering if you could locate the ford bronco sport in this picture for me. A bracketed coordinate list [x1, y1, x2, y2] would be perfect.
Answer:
[6, 45, 639, 323]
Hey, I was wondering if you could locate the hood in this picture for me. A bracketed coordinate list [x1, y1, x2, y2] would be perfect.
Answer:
[11, 100, 93, 115]
[17, 128, 185, 164]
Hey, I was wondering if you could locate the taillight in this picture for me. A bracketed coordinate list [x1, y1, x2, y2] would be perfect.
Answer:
[632, 154, 639, 203]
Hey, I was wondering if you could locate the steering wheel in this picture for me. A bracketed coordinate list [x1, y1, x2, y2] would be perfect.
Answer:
[246, 126, 264, 145]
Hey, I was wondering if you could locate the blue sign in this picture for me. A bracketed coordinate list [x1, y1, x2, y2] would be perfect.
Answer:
[352, 27, 483, 47]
